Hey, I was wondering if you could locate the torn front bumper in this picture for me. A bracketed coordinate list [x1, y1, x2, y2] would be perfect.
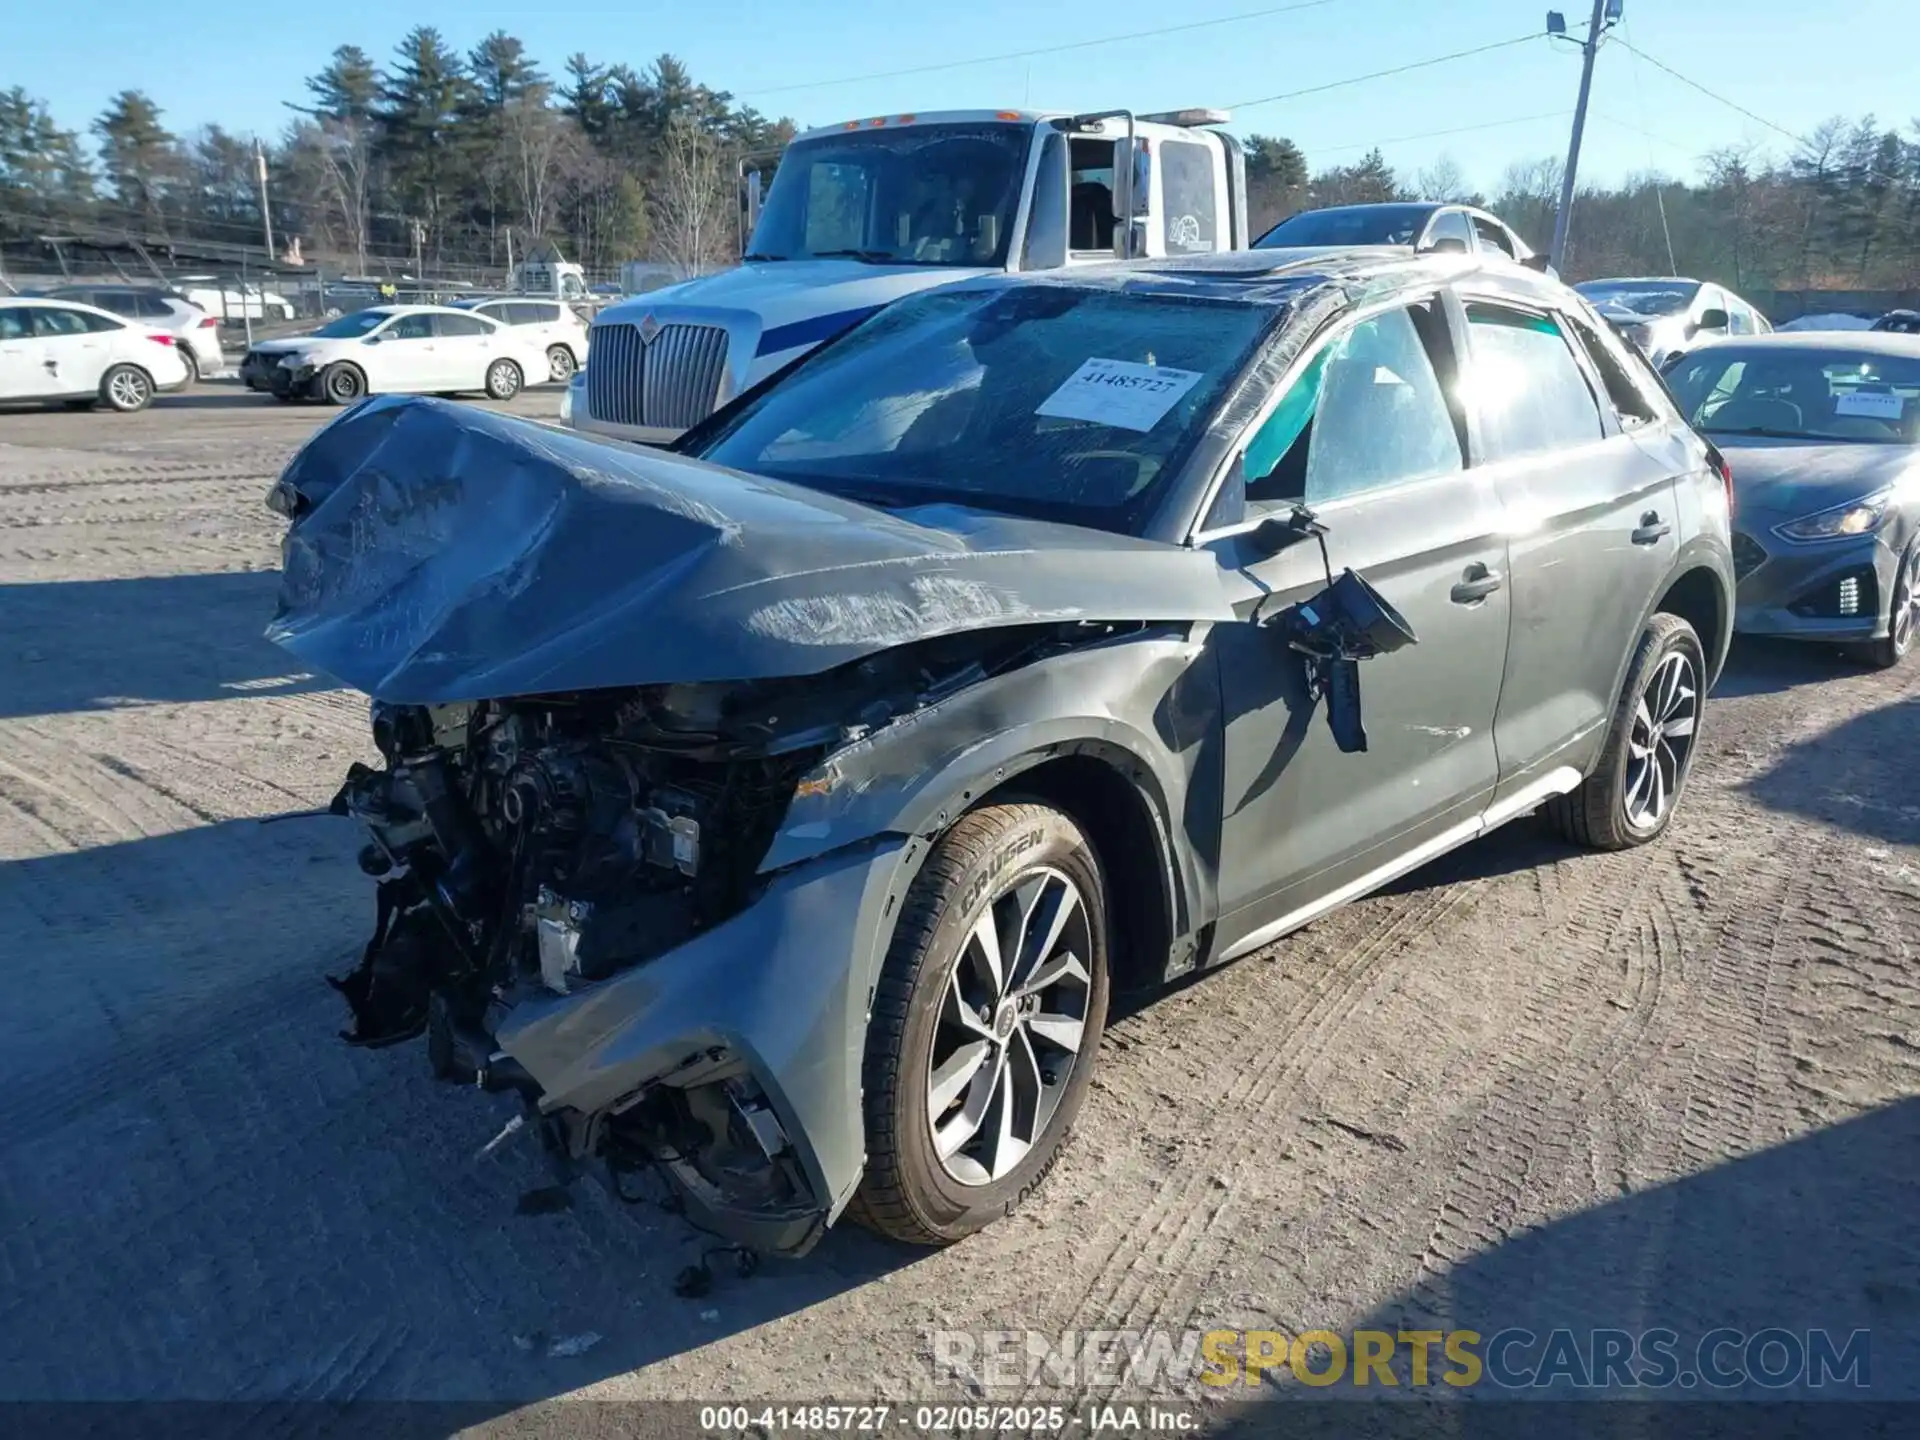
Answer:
[488, 834, 914, 1255]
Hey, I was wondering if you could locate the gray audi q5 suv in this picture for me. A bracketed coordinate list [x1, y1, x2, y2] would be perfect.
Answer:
[267, 248, 1735, 1255]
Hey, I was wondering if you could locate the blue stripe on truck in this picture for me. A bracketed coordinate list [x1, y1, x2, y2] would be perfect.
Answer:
[753, 304, 885, 358]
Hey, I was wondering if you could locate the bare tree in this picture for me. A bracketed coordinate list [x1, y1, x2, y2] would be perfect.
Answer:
[1412, 155, 1470, 203]
[652, 115, 731, 278]
[498, 97, 579, 242]
[293, 114, 375, 274]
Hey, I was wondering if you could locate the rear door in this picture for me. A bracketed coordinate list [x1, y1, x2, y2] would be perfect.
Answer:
[432, 311, 497, 388]
[1203, 293, 1511, 946]
[1457, 292, 1681, 798]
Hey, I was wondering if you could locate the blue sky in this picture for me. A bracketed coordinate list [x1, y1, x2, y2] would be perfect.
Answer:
[11, 0, 1917, 191]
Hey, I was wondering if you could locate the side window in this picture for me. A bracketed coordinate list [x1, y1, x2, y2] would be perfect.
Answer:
[0, 307, 33, 340]
[387, 314, 434, 340]
[1464, 302, 1606, 460]
[1471, 215, 1517, 258]
[1564, 309, 1659, 426]
[98, 293, 140, 317]
[1068, 137, 1117, 253]
[81, 311, 124, 333]
[433, 313, 491, 338]
[33, 308, 94, 338]
[1423, 209, 1474, 253]
[1242, 302, 1464, 509]
[532, 303, 562, 324]
[137, 294, 173, 318]
[1160, 140, 1218, 256]
[1726, 301, 1754, 336]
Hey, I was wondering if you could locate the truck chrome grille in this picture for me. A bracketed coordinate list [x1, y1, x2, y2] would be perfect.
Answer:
[586, 321, 729, 430]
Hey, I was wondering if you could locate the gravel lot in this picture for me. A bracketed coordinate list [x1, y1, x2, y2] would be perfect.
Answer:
[3, 384, 1917, 1427]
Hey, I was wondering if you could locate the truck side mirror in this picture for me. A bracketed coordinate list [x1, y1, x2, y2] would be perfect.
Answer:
[1695, 307, 1729, 334]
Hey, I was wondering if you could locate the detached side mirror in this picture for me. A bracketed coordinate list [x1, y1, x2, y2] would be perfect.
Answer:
[1520, 252, 1552, 273]
[1423, 236, 1470, 255]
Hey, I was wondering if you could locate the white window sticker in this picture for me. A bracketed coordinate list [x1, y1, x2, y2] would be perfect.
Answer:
[1835, 389, 1904, 420]
[1036, 357, 1206, 432]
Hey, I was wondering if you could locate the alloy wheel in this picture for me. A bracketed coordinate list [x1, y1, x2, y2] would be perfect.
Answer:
[1624, 650, 1698, 829]
[927, 866, 1093, 1187]
[489, 360, 521, 397]
[108, 369, 150, 410]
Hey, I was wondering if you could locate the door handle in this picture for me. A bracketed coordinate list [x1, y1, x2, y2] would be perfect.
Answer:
[1450, 562, 1503, 605]
[1632, 511, 1672, 545]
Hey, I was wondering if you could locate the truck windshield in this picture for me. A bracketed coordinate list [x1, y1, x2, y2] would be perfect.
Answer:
[1254, 204, 1435, 248]
[1576, 281, 1700, 317]
[746, 123, 1033, 268]
[695, 282, 1275, 533]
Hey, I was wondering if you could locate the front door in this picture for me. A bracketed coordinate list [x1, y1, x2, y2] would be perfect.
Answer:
[365, 312, 438, 391]
[1204, 294, 1511, 951]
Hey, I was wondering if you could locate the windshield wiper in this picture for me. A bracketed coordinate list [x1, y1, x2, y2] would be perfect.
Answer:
[742, 252, 789, 262]
[811, 248, 916, 265]
[1706, 426, 1881, 443]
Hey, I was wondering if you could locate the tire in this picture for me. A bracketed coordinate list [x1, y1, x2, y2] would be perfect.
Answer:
[1854, 541, 1916, 670]
[1546, 612, 1706, 850]
[485, 358, 524, 400]
[180, 349, 200, 385]
[849, 801, 1110, 1246]
[98, 364, 154, 413]
[320, 362, 366, 406]
[546, 344, 577, 383]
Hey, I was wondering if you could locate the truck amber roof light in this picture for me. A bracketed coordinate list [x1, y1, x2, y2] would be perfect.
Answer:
[869, 117, 886, 126]
[996, 111, 1022, 120]
[897, 114, 916, 123]
[1139, 107, 1233, 127]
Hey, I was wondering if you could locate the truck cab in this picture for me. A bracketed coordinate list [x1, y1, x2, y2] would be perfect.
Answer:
[564, 107, 1249, 444]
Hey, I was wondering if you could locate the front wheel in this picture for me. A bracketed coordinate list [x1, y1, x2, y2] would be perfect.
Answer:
[485, 358, 523, 400]
[1546, 612, 1705, 850]
[849, 801, 1109, 1246]
[1855, 542, 1917, 670]
[320, 362, 365, 405]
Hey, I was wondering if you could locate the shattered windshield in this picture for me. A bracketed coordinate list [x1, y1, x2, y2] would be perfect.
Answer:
[746, 123, 1032, 267]
[1576, 281, 1700, 317]
[311, 309, 392, 339]
[695, 283, 1276, 531]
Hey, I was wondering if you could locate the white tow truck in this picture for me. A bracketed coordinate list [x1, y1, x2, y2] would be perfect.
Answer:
[562, 106, 1250, 443]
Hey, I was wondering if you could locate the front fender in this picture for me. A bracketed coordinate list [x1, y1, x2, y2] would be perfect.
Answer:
[760, 624, 1223, 934]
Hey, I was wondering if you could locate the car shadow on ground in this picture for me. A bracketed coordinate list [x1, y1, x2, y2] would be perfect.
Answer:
[1711, 634, 1870, 698]
[1, 572, 334, 718]
[0, 813, 921, 1407]
[1202, 1097, 1920, 1438]
[1742, 694, 1920, 845]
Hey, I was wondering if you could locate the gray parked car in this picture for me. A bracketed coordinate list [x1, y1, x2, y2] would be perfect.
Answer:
[266, 250, 1733, 1255]
[1664, 332, 1920, 667]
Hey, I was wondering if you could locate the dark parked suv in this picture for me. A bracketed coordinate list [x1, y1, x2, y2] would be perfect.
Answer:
[267, 249, 1734, 1256]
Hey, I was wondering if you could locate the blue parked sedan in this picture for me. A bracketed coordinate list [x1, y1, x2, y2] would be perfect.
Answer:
[1665, 332, 1920, 668]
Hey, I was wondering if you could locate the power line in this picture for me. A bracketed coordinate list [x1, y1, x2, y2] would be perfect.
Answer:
[1308, 109, 1570, 159]
[1228, 32, 1545, 112]
[739, 0, 1342, 100]
[1608, 37, 1804, 147]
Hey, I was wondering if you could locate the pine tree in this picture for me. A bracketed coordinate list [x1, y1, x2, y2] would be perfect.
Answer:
[93, 90, 177, 227]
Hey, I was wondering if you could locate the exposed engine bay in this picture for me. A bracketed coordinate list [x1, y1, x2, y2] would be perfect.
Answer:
[326, 622, 1108, 1241]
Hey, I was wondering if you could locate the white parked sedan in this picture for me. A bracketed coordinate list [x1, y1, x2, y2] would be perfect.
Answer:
[451, 296, 590, 381]
[0, 297, 190, 412]
[237, 305, 550, 404]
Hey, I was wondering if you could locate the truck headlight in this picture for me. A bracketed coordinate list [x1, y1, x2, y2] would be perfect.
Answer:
[1773, 489, 1892, 541]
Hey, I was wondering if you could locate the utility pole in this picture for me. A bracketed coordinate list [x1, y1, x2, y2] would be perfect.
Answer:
[1548, 0, 1619, 274]
[411, 219, 425, 285]
[254, 140, 276, 261]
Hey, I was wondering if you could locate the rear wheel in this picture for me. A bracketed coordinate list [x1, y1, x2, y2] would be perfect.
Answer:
[1856, 542, 1917, 670]
[99, 364, 154, 413]
[180, 349, 200, 385]
[485, 358, 524, 400]
[546, 344, 576, 382]
[849, 801, 1109, 1246]
[1546, 613, 1705, 850]
[321, 362, 365, 405]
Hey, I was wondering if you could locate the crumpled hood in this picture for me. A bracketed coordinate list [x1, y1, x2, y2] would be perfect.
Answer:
[264, 396, 1235, 703]
[246, 335, 318, 356]
[1717, 437, 1920, 518]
